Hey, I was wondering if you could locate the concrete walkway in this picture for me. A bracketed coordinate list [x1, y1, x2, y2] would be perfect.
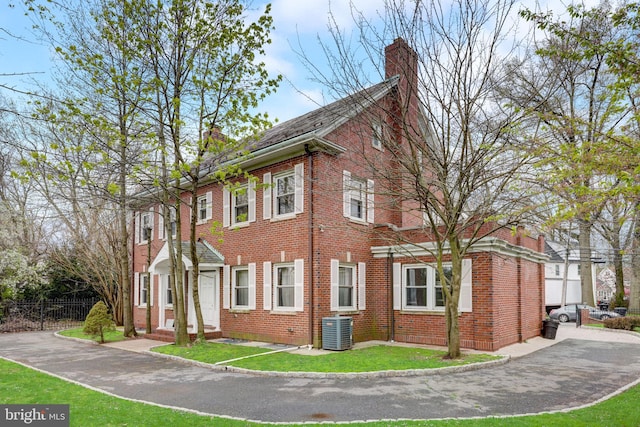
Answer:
[1, 324, 640, 424]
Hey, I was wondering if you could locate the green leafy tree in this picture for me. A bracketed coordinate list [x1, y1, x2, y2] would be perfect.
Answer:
[83, 300, 115, 343]
[513, 3, 637, 306]
[134, 0, 279, 344]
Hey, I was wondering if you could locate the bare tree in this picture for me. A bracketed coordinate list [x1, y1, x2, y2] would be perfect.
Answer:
[306, 0, 535, 358]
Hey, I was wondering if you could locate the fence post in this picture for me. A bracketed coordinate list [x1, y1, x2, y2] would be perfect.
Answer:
[40, 300, 45, 331]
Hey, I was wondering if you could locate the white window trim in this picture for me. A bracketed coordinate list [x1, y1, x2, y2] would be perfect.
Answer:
[196, 192, 212, 224]
[164, 274, 174, 308]
[271, 259, 304, 312]
[137, 272, 152, 307]
[372, 121, 383, 150]
[401, 264, 440, 311]
[264, 163, 304, 221]
[224, 182, 256, 227]
[136, 207, 154, 245]
[342, 170, 374, 224]
[330, 260, 361, 312]
[272, 171, 296, 219]
[231, 264, 256, 310]
[394, 260, 472, 313]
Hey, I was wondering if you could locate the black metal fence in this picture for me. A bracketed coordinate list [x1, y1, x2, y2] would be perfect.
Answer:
[0, 298, 98, 333]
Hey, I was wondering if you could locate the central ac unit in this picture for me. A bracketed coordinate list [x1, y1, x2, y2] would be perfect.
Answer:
[322, 316, 353, 350]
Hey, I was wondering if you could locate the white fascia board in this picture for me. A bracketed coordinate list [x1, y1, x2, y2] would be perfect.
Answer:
[371, 237, 550, 264]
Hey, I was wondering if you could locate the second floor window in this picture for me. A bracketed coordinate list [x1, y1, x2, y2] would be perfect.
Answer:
[275, 173, 295, 216]
[234, 188, 249, 223]
[196, 192, 212, 223]
[343, 170, 374, 223]
[223, 182, 256, 227]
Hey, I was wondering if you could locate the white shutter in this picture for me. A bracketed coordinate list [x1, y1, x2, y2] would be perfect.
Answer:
[206, 191, 213, 220]
[459, 259, 473, 312]
[134, 212, 141, 244]
[134, 272, 140, 306]
[358, 262, 366, 310]
[330, 259, 339, 311]
[263, 173, 272, 219]
[294, 259, 304, 311]
[294, 163, 304, 214]
[343, 170, 351, 217]
[223, 188, 230, 227]
[263, 261, 272, 310]
[248, 263, 256, 310]
[223, 265, 230, 309]
[248, 180, 256, 223]
[157, 205, 165, 240]
[393, 262, 402, 310]
[366, 179, 374, 223]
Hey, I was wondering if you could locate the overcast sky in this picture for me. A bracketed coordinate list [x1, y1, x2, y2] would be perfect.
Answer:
[0, 0, 600, 124]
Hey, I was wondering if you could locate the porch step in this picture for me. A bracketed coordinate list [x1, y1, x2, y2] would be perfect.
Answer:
[144, 328, 222, 343]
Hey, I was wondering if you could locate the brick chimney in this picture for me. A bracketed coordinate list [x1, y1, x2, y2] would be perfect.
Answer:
[385, 38, 418, 95]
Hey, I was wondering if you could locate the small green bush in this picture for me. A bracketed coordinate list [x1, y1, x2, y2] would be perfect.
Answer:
[83, 301, 115, 343]
[603, 316, 640, 331]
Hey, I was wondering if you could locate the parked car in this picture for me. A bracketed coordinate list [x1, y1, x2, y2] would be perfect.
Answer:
[549, 304, 622, 323]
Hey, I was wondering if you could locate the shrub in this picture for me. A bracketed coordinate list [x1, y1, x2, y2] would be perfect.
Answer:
[83, 301, 115, 343]
[603, 316, 640, 331]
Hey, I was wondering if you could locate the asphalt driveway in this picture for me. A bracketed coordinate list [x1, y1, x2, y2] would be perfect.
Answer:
[1, 331, 640, 423]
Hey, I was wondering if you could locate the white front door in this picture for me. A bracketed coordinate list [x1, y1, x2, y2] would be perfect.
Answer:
[199, 270, 219, 329]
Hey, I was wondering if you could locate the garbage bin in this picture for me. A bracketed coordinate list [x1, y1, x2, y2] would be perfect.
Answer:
[542, 319, 559, 339]
[613, 307, 627, 316]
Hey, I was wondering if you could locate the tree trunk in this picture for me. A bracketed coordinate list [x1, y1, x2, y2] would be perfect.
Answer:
[630, 210, 640, 311]
[189, 194, 205, 341]
[444, 238, 462, 359]
[578, 219, 595, 306]
[172, 193, 190, 346]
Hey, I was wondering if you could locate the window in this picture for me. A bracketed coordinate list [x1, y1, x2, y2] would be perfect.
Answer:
[223, 263, 255, 310]
[140, 273, 150, 305]
[223, 182, 255, 227]
[338, 266, 354, 308]
[555, 264, 560, 276]
[276, 265, 295, 308]
[330, 260, 366, 311]
[136, 208, 153, 244]
[394, 260, 471, 312]
[349, 178, 366, 219]
[275, 173, 295, 216]
[263, 164, 304, 220]
[343, 171, 374, 223]
[196, 192, 212, 223]
[261, 259, 303, 312]
[233, 267, 249, 307]
[165, 275, 173, 306]
[402, 264, 451, 310]
[405, 267, 428, 307]
[372, 122, 383, 150]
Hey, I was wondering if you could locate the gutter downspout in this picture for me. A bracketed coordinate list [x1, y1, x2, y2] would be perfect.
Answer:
[305, 144, 314, 347]
[388, 248, 395, 342]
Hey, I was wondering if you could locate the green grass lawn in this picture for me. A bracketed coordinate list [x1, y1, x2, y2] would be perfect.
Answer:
[1, 357, 640, 426]
[58, 327, 129, 343]
[152, 342, 499, 372]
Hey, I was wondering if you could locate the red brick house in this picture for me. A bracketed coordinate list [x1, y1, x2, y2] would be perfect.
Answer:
[131, 38, 546, 351]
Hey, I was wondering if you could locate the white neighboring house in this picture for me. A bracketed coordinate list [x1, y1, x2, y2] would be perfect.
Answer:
[544, 241, 600, 312]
